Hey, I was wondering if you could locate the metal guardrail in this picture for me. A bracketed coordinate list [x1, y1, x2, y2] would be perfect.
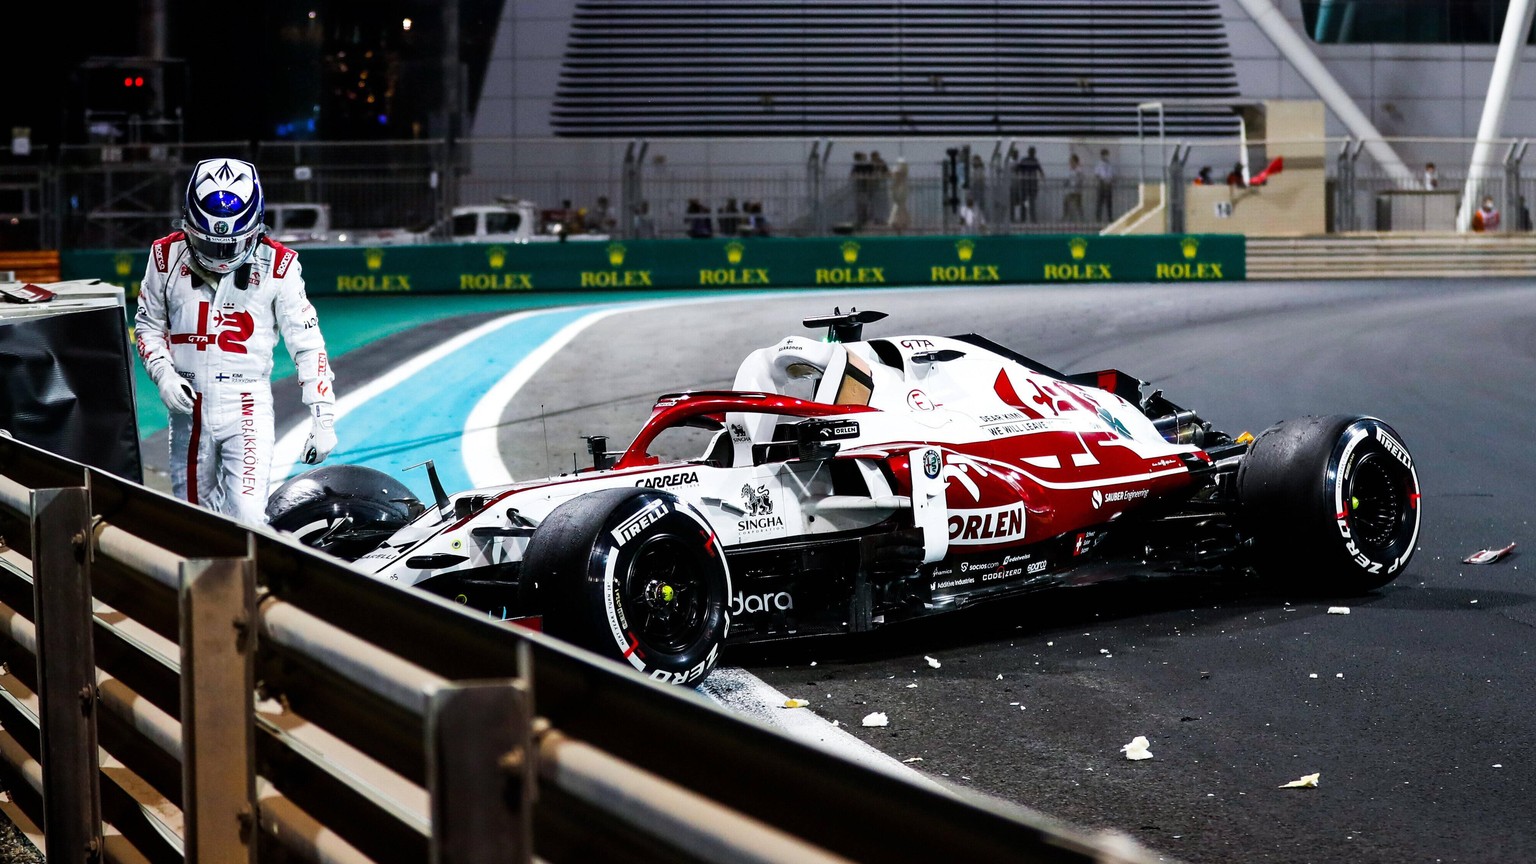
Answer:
[0, 434, 1170, 863]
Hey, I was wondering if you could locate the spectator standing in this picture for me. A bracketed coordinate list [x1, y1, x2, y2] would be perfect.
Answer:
[632, 200, 658, 239]
[590, 195, 617, 233]
[958, 196, 981, 229]
[1094, 149, 1116, 222]
[969, 154, 989, 227]
[1472, 195, 1501, 232]
[1193, 165, 1213, 185]
[869, 151, 891, 227]
[1063, 153, 1086, 222]
[1423, 162, 1439, 190]
[888, 157, 912, 232]
[686, 198, 713, 238]
[850, 152, 873, 229]
[744, 201, 771, 236]
[1225, 162, 1246, 188]
[1013, 146, 1044, 223]
[718, 197, 742, 236]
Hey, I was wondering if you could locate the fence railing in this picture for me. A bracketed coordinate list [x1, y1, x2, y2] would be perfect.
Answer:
[0, 433, 1169, 863]
[3, 135, 1532, 251]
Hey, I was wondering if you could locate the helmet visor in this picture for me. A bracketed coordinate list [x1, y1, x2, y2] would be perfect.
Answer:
[186, 225, 258, 273]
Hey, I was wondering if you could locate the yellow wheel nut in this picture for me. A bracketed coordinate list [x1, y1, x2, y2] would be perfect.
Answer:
[661, 585, 675, 602]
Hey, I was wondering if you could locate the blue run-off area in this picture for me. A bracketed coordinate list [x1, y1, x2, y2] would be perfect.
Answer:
[130, 290, 735, 503]
[303, 304, 599, 499]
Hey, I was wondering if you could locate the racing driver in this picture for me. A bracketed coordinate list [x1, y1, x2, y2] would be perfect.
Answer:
[135, 157, 338, 524]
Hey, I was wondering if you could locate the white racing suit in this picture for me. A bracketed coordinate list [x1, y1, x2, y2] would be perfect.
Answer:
[135, 232, 334, 523]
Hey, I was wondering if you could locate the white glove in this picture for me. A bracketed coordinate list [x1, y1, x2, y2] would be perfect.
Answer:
[156, 375, 197, 414]
[302, 407, 338, 465]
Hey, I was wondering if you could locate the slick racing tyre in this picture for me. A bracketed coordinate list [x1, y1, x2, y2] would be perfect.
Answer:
[266, 465, 420, 561]
[1237, 415, 1421, 595]
[525, 488, 730, 686]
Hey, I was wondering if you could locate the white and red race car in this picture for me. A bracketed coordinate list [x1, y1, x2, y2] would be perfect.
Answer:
[270, 309, 1421, 685]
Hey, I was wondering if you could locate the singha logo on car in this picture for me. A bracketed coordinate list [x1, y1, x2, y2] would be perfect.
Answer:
[738, 483, 784, 533]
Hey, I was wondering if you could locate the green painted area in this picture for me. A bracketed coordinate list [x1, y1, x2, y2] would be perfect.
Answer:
[129, 290, 724, 437]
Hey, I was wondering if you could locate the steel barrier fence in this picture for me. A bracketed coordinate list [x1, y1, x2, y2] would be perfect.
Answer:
[3, 135, 1529, 253]
[0, 434, 1171, 864]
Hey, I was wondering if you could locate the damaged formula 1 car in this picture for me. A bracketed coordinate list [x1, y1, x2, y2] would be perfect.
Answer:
[269, 309, 1422, 686]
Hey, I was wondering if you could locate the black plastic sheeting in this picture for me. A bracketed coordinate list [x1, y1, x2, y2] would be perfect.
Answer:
[0, 306, 143, 483]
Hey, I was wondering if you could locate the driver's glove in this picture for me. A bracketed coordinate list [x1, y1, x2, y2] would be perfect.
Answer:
[302, 405, 338, 464]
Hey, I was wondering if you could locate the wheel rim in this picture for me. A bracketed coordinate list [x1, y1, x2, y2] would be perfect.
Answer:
[621, 534, 711, 654]
[1346, 452, 1406, 550]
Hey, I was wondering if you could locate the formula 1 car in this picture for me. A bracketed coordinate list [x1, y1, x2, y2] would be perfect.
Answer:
[269, 309, 1422, 686]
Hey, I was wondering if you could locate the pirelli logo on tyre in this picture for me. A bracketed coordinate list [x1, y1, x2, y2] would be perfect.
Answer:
[612, 499, 669, 547]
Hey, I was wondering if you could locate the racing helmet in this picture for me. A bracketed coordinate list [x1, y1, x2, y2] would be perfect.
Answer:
[182, 158, 265, 273]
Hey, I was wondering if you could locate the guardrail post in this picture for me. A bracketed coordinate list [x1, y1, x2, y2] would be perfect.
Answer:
[180, 555, 257, 864]
[31, 486, 103, 862]
[426, 642, 534, 864]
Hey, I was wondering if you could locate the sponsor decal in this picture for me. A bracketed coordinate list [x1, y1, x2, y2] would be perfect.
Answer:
[737, 483, 784, 533]
[1090, 488, 1149, 509]
[730, 591, 794, 616]
[580, 269, 653, 288]
[1155, 261, 1224, 280]
[248, 268, 261, 286]
[1073, 531, 1103, 556]
[337, 274, 411, 292]
[729, 423, 750, 443]
[1151, 458, 1179, 468]
[214, 220, 230, 236]
[1044, 239, 1111, 281]
[152, 241, 170, 272]
[931, 576, 976, 591]
[923, 449, 942, 479]
[907, 389, 935, 411]
[930, 264, 1002, 283]
[1027, 559, 1048, 575]
[635, 470, 699, 489]
[274, 247, 297, 279]
[699, 267, 771, 286]
[814, 420, 860, 440]
[460, 272, 534, 290]
[815, 267, 885, 285]
[899, 338, 936, 350]
[946, 504, 1027, 546]
[611, 499, 669, 546]
[1376, 428, 1413, 469]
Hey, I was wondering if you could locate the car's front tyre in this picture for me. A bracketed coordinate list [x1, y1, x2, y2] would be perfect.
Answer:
[524, 488, 731, 686]
[1237, 415, 1421, 595]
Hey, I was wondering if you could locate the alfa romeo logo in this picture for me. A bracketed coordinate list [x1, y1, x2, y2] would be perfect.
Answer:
[214, 221, 230, 235]
[923, 449, 942, 479]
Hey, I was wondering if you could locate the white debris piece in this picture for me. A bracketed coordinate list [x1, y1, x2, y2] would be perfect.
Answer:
[1464, 543, 1516, 565]
[906, 683, 918, 688]
[1100, 648, 1111, 654]
[903, 757, 924, 763]
[996, 674, 1003, 680]
[862, 712, 889, 727]
[1327, 606, 1350, 615]
[1279, 773, 1320, 788]
[1308, 673, 1319, 679]
[1121, 736, 1153, 761]
[925, 655, 941, 668]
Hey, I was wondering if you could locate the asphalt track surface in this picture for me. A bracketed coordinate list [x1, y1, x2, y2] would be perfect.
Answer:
[148, 280, 1535, 863]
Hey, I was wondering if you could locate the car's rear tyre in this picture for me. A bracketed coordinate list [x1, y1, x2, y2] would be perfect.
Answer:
[1237, 415, 1421, 595]
[524, 488, 730, 686]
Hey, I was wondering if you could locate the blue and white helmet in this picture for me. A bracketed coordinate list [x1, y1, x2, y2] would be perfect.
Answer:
[183, 158, 265, 273]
